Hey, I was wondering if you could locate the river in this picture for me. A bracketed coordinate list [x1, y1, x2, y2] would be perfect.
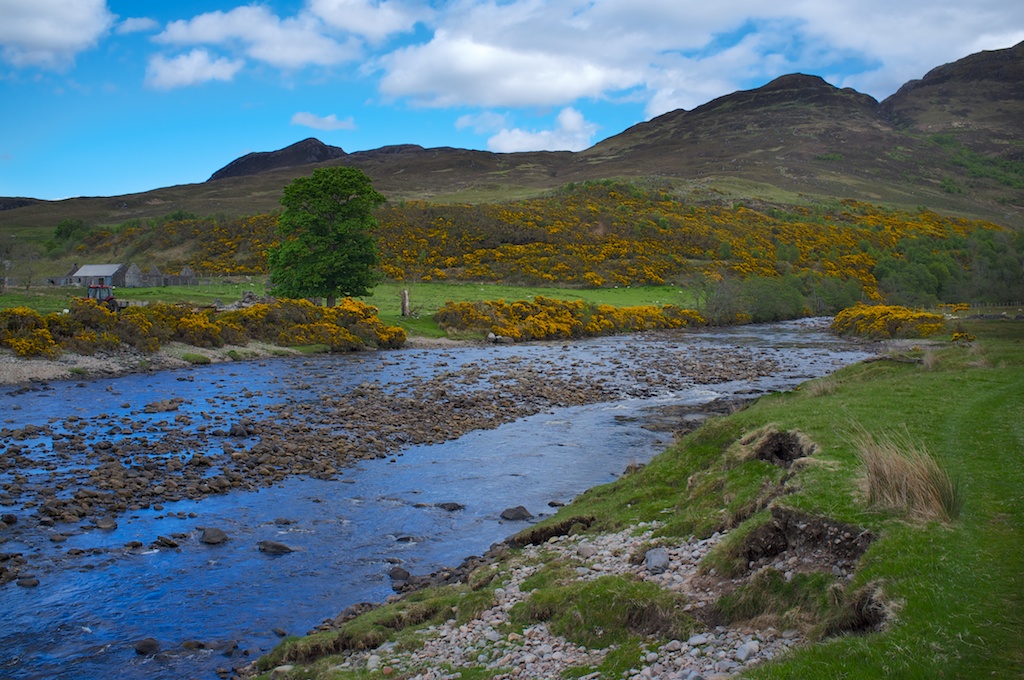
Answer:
[0, 319, 874, 679]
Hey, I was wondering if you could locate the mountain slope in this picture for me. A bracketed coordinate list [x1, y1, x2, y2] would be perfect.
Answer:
[1, 42, 1021, 229]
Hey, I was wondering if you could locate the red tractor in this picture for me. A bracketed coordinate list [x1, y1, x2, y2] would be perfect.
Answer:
[86, 284, 129, 312]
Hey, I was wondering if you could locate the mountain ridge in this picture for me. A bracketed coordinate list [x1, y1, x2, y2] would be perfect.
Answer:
[2, 42, 1022, 228]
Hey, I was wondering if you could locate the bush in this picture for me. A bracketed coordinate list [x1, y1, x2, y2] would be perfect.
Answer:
[831, 304, 946, 339]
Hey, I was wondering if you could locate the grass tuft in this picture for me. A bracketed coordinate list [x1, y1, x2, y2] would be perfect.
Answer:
[854, 425, 961, 522]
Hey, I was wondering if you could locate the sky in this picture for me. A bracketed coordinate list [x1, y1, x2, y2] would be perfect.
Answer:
[1, 1, 1023, 201]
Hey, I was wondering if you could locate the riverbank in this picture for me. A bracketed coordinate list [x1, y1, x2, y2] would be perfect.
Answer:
[0, 336, 466, 387]
[246, 318, 1024, 679]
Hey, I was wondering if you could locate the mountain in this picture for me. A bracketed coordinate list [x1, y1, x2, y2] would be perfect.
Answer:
[2, 42, 1022, 229]
[208, 137, 349, 181]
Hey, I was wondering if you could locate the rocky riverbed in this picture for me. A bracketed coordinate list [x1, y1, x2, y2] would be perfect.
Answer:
[0, 321, 879, 679]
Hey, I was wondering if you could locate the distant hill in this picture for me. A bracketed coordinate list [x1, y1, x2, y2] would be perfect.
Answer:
[209, 137, 349, 181]
[2, 42, 1021, 229]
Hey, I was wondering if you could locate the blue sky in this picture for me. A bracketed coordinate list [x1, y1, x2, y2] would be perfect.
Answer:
[2, 0, 1023, 201]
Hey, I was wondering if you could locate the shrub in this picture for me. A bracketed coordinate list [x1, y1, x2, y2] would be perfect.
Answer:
[831, 304, 946, 339]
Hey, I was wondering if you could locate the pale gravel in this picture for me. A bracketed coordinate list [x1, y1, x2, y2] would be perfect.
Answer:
[296, 523, 804, 679]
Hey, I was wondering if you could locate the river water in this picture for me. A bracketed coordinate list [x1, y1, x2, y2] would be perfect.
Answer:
[0, 320, 874, 679]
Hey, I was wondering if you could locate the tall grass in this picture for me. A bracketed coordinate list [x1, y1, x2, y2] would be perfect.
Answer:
[854, 425, 961, 522]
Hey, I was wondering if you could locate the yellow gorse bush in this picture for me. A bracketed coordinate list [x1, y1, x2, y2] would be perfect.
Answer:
[435, 296, 705, 342]
[0, 298, 405, 359]
[830, 303, 947, 339]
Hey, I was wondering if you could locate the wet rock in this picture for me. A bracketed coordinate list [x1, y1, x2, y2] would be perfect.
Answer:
[135, 638, 160, 655]
[500, 506, 534, 521]
[272, 627, 287, 637]
[95, 517, 118, 530]
[1, 513, 16, 525]
[155, 535, 179, 548]
[199, 527, 229, 545]
[258, 540, 295, 555]
[388, 566, 411, 581]
[436, 502, 465, 512]
[16, 577, 40, 587]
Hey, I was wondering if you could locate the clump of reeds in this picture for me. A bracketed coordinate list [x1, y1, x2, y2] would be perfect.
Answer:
[854, 426, 961, 522]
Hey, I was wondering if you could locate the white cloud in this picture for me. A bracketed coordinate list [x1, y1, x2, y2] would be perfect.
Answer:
[145, 49, 244, 89]
[307, 0, 428, 43]
[380, 32, 640, 107]
[487, 107, 599, 152]
[156, 5, 357, 69]
[373, 0, 1024, 119]
[115, 17, 159, 35]
[0, 0, 114, 69]
[291, 111, 356, 130]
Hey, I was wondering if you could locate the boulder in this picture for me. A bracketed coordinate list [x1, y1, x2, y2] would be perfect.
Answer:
[199, 527, 229, 545]
[500, 506, 534, 521]
[135, 638, 160, 655]
[645, 547, 670, 575]
[388, 566, 411, 581]
[258, 540, 295, 555]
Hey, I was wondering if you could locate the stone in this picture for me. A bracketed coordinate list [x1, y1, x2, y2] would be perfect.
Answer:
[16, 577, 40, 587]
[436, 502, 465, 512]
[500, 506, 533, 521]
[388, 566, 411, 581]
[735, 640, 760, 662]
[258, 540, 295, 554]
[199, 527, 229, 545]
[95, 517, 118, 530]
[135, 638, 160, 655]
[270, 665, 294, 677]
[645, 547, 670, 575]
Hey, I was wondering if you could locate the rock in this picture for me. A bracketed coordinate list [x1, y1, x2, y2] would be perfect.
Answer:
[735, 640, 760, 662]
[135, 638, 160, 655]
[199, 527, 229, 545]
[500, 506, 534, 521]
[388, 566, 411, 581]
[16, 577, 39, 587]
[366, 654, 381, 671]
[1, 513, 16, 525]
[272, 627, 287, 637]
[270, 666, 294, 677]
[95, 517, 118, 530]
[688, 633, 710, 646]
[645, 547, 670, 574]
[182, 640, 206, 649]
[436, 502, 465, 512]
[258, 540, 295, 555]
[155, 535, 178, 548]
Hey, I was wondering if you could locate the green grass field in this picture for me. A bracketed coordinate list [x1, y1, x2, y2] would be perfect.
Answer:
[0, 280, 695, 334]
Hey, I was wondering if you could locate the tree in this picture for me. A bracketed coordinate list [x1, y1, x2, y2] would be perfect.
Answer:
[268, 166, 385, 306]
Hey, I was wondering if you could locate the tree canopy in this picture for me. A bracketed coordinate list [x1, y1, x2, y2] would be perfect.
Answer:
[268, 166, 386, 305]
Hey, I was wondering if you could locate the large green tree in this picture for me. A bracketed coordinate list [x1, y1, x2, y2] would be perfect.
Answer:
[268, 166, 386, 306]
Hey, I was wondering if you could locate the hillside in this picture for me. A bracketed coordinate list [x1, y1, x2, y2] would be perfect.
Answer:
[0, 42, 1022, 230]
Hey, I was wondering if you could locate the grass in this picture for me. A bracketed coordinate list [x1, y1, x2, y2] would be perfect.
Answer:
[854, 425, 961, 523]
[249, 318, 1023, 679]
[360, 281, 696, 335]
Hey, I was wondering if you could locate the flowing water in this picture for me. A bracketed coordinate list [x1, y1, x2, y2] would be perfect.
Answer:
[0, 320, 874, 679]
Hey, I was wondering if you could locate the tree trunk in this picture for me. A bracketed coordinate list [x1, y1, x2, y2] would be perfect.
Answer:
[401, 289, 410, 317]
[326, 296, 336, 307]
